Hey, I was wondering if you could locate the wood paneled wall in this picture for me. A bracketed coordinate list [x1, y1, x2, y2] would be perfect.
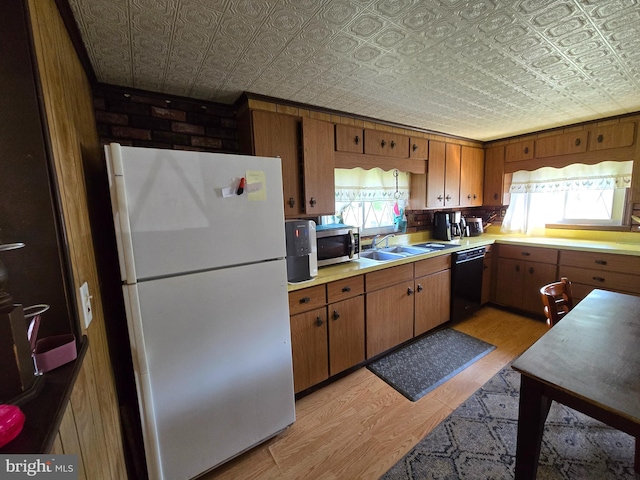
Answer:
[27, 0, 128, 478]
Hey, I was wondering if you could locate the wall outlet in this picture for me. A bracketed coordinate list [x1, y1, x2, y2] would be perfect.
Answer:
[79, 281, 93, 329]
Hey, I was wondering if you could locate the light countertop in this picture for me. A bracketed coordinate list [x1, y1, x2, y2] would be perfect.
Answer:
[287, 231, 640, 292]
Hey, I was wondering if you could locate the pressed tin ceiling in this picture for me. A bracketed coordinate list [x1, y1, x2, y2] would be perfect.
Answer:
[66, 0, 640, 141]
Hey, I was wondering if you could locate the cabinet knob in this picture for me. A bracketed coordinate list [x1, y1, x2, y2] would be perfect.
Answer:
[437, 195, 443, 201]
[528, 267, 534, 274]
[522, 252, 531, 256]
[390, 140, 396, 149]
[300, 297, 310, 304]
[412, 143, 418, 152]
[288, 197, 295, 208]
[595, 259, 607, 265]
[309, 197, 317, 207]
[341, 286, 351, 292]
[332, 310, 340, 320]
[445, 195, 451, 201]
[493, 193, 498, 200]
[467, 194, 472, 200]
[575, 138, 581, 146]
[524, 146, 529, 154]
[515, 265, 520, 272]
[597, 134, 603, 143]
[473, 194, 477, 199]
[355, 135, 360, 145]
[407, 287, 414, 296]
[417, 284, 424, 292]
[593, 276, 605, 282]
[381, 139, 386, 147]
[315, 316, 323, 327]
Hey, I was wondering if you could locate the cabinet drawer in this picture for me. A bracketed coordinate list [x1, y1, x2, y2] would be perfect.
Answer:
[414, 254, 451, 277]
[559, 266, 640, 295]
[505, 140, 534, 162]
[289, 285, 326, 315]
[588, 122, 635, 151]
[535, 131, 588, 158]
[327, 275, 364, 303]
[498, 244, 558, 264]
[365, 264, 413, 292]
[559, 250, 640, 275]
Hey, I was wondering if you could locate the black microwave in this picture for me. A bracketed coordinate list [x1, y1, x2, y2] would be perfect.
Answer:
[315, 224, 360, 267]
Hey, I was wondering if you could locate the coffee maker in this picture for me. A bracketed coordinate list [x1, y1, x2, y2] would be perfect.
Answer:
[433, 211, 468, 241]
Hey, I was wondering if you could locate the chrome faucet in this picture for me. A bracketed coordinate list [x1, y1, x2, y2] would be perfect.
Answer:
[372, 233, 395, 250]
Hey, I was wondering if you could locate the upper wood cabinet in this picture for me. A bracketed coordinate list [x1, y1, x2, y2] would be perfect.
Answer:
[535, 130, 588, 158]
[335, 124, 364, 154]
[409, 137, 428, 159]
[588, 122, 635, 151]
[411, 140, 462, 209]
[302, 116, 335, 215]
[248, 111, 335, 218]
[459, 146, 484, 207]
[364, 129, 410, 158]
[251, 110, 303, 217]
[505, 139, 534, 162]
[483, 145, 507, 206]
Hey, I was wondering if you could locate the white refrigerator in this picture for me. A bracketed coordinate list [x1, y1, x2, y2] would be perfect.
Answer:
[105, 143, 296, 480]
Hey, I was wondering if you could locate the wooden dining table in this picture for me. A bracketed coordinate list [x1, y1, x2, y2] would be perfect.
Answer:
[512, 289, 640, 479]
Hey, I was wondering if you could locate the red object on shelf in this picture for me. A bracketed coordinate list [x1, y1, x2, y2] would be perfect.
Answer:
[0, 404, 25, 448]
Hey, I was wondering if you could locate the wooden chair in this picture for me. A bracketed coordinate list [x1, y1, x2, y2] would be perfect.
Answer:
[540, 277, 574, 328]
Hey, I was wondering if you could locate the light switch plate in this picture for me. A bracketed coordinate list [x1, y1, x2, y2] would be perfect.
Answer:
[80, 281, 93, 328]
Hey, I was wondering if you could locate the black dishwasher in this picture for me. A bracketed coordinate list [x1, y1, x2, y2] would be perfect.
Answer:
[451, 246, 485, 322]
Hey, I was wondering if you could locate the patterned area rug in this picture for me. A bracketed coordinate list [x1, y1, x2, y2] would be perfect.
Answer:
[382, 367, 637, 479]
[367, 329, 496, 402]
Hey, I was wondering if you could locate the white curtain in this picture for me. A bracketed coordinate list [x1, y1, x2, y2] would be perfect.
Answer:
[501, 161, 633, 235]
[334, 167, 410, 202]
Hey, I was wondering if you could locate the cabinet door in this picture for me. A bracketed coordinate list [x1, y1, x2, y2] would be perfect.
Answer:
[410, 137, 428, 159]
[290, 307, 328, 393]
[252, 110, 302, 217]
[366, 281, 414, 358]
[588, 122, 635, 151]
[335, 124, 364, 153]
[522, 261, 558, 314]
[426, 140, 446, 208]
[414, 269, 451, 336]
[328, 296, 365, 375]
[444, 143, 461, 207]
[302, 116, 335, 215]
[505, 140, 534, 162]
[535, 131, 588, 158]
[460, 146, 484, 207]
[495, 258, 524, 308]
[483, 145, 506, 206]
[364, 129, 409, 158]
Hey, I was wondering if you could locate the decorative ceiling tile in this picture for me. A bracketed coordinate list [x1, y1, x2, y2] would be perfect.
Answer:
[68, 0, 640, 140]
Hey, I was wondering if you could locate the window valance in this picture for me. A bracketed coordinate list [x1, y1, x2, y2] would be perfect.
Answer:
[334, 167, 410, 202]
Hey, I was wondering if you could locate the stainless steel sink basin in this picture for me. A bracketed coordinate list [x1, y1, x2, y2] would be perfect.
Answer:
[382, 245, 433, 255]
[359, 250, 405, 261]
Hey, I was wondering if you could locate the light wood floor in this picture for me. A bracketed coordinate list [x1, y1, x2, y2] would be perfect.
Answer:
[202, 306, 547, 480]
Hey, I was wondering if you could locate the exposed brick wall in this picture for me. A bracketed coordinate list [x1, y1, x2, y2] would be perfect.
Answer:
[93, 85, 239, 153]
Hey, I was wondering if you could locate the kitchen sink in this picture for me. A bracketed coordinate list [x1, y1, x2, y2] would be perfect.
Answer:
[359, 250, 405, 261]
[381, 245, 433, 255]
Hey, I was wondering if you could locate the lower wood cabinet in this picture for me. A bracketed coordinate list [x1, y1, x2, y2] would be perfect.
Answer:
[328, 296, 365, 375]
[414, 255, 451, 336]
[495, 245, 558, 315]
[290, 307, 328, 393]
[558, 250, 640, 300]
